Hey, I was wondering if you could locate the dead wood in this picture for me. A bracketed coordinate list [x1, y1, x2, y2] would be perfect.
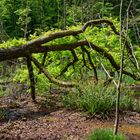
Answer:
[0, 19, 139, 100]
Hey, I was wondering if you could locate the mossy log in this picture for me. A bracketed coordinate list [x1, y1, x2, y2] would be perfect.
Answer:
[0, 19, 139, 100]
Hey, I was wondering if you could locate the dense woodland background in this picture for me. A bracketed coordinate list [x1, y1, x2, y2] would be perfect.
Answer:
[0, 0, 140, 40]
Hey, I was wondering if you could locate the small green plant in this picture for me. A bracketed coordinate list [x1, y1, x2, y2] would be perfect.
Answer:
[61, 82, 133, 116]
[61, 83, 115, 116]
[87, 129, 126, 140]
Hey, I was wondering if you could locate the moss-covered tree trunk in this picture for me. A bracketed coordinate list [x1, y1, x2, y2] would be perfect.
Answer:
[26, 56, 36, 101]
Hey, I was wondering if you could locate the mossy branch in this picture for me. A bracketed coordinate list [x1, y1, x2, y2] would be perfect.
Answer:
[31, 56, 77, 88]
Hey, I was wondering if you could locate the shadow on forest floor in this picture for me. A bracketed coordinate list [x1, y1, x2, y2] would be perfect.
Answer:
[0, 95, 61, 122]
[0, 95, 140, 140]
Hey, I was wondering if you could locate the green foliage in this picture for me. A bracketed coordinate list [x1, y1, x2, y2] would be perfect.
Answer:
[0, 1, 139, 123]
[15, 7, 31, 37]
[0, 0, 140, 42]
[0, 85, 11, 97]
[0, 16, 138, 97]
[35, 74, 51, 95]
[92, 2, 114, 17]
[0, 16, 138, 99]
[87, 129, 126, 140]
[0, 38, 26, 48]
[61, 83, 134, 116]
[13, 66, 28, 84]
[12, 60, 51, 95]
[119, 92, 134, 111]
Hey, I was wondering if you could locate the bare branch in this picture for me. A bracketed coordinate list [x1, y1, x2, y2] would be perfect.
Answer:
[82, 47, 98, 83]
[82, 19, 119, 35]
[38, 52, 48, 74]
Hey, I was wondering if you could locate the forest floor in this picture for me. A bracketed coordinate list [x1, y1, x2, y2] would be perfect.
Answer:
[0, 95, 140, 140]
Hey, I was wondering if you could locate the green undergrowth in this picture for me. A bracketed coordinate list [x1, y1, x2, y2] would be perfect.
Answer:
[61, 82, 133, 117]
[87, 129, 126, 140]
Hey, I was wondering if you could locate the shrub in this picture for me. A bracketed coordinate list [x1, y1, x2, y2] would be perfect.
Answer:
[87, 129, 126, 140]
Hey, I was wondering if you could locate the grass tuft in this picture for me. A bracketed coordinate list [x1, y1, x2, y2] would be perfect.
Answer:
[87, 129, 126, 140]
[61, 82, 133, 116]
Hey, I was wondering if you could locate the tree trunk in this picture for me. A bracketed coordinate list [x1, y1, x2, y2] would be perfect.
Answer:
[114, 0, 123, 135]
[26, 56, 36, 101]
[81, 0, 83, 24]
[63, 0, 66, 30]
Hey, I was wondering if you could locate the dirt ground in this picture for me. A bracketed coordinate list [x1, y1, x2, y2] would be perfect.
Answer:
[0, 95, 140, 140]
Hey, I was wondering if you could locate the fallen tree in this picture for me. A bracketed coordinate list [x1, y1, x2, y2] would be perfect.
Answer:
[0, 19, 139, 101]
